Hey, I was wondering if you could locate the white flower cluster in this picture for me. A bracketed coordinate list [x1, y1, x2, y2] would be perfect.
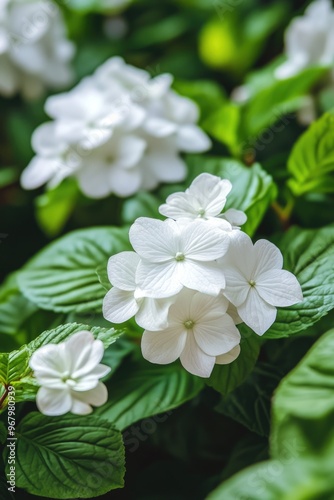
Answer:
[0, 0, 75, 99]
[29, 331, 110, 416]
[103, 173, 303, 378]
[20, 56, 211, 198]
[275, 0, 334, 80]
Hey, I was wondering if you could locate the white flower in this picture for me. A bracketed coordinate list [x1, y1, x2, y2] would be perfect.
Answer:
[29, 331, 110, 416]
[141, 289, 241, 378]
[0, 0, 74, 98]
[159, 173, 247, 230]
[275, 0, 334, 80]
[103, 251, 175, 330]
[129, 217, 230, 298]
[221, 232, 303, 335]
[20, 56, 211, 198]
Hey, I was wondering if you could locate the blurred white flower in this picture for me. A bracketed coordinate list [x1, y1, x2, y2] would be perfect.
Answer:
[20, 56, 211, 198]
[0, 0, 74, 98]
[29, 331, 110, 416]
[275, 0, 334, 80]
[221, 232, 303, 335]
[103, 251, 175, 330]
[141, 289, 241, 378]
[129, 217, 230, 298]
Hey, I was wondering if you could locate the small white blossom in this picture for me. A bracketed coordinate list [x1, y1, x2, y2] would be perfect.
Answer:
[0, 0, 74, 98]
[103, 251, 175, 330]
[129, 217, 230, 298]
[20, 56, 211, 198]
[159, 173, 246, 230]
[221, 232, 303, 335]
[29, 331, 110, 416]
[275, 0, 334, 80]
[141, 289, 241, 378]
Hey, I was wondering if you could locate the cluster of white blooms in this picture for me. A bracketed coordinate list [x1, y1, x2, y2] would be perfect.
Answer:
[275, 0, 334, 80]
[103, 173, 303, 378]
[0, 0, 75, 99]
[29, 331, 110, 416]
[20, 56, 211, 198]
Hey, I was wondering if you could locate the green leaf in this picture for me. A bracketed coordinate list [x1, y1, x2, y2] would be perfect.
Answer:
[0, 290, 37, 337]
[173, 79, 226, 122]
[18, 227, 130, 313]
[206, 327, 261, 396]
[288, 112, 334, 196]
[207, 457, 333, 500]
[241, 66, 327, 138]
[215, 363, 282, 437]
[203, 103, 241, 156]
[35, 179, 79, 237]
[121, 191, 162, 225]
[95, 352, 204, 430]
[266, 225, 334, 338]
[271, 329, 334, 461]
[5, 413, 125, 498]
[186, 156, 277, 236]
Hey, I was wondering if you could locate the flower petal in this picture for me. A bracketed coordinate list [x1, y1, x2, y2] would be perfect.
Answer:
[252, 239, 283, 276]
[107, 251, 139, 290]
[135, 296, 175, 331]
[36, 387, 72, 416]
[70, 398, 93, 415]
[180, 333, 215, 378]
[256, 269, 303, 306]
[78, 381, 109, 407]
[141, 328, 187, 365]
[181, 221, 230, 261]
[223, 268, 250, 307]
[136, 259, 182, 298]
[103, 287, 139, 323]
[129, 217, 179, 262]
[20, 156, 61, 190]
[216, 345, 241, 365]
[177, 125, 211, 152]
[67, 332, 105, 378]
[237, 288, 277, 336]
[193, 313, 240, 356]
[108, 166, 143, 197]
[29, 343, 69, 377]
[189, 174, 232, 216]
[220, 231, 255, 280]
[179, 260, 226, 296]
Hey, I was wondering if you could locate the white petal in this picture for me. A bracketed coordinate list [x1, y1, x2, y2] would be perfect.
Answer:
[70, 398, 93, 415]
[36, 387, 72, 416]
[141, 327, 187, 364]
[135, 296, 175, 331]
[223, 268, 250, 307]
[115, 135, 147, 169]
[144, 117, 177, 137]
[30, 343, 69, 377]
[108, 166, 142, 197]
[226, 303, 243, 325]
[237, 288, 277, 336]
[77, 382, 109, 407]
[220, 231, 255, 280]
[179, 260, 226, 296]
[103, 287, 139, 323]
[107, 251, 139, 290]
[193, 313, 240, 356]
[129, 218, 179, 262]
[31, 122, 65, 156]
[221, 208, 247, 227]
[189, 174, 232, 216]
[67, 332, 104, 378]
[76, 163, 111, 199]
[159, 193, 198, 219]
[136, 259, 182, 298]
[144, 151, 187, 182]
[256, 269, 303, 306]
[20, 157, 61, 190]
[216, 345, 241, 365]
[252, 240, 283, 276]
[177, 125, 211, 152]
[180, 333, 215, 378]
[190, 291, 229, 320]
[181, 222, 230, 261]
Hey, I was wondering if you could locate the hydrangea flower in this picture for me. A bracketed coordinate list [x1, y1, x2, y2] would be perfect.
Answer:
[221, 232, 303, 335]
[29, 331, 110, 416]
[20, 57, 211, 198]
[0, 0, 74, 98]
[275, 0, 334, 80]
[159, 173, 246, 230]
[141, 289, 241, 378]
[129, 217, 230, 297]
[103, 173, 303, 377]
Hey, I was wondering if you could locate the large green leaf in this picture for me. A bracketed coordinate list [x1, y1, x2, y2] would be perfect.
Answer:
[17, 227, 130, 313]
[206, 327, 261, 396]
[95, 352, 204, 430]
[5, 413, 125, 499]
[266, 225, 334, 338]
[288, 112, 334, 196]
[186, 156, 277, 236]
[208, 457, 333, 500]
[271, 329, 334, 461]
